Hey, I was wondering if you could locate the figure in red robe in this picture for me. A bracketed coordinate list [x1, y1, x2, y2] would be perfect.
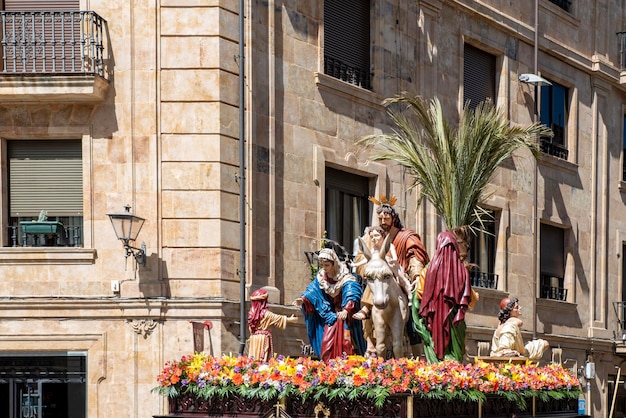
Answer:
[418, 231, 474, 361]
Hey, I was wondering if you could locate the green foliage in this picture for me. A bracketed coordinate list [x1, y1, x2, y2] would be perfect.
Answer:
[151, 385, 179, 398]
[356, 93, 552, 233]
[308, 231, 328, 281]
[496, 390, 528, 410]
[189, 383, 237, 400]
[242, 385, 282, 401]
[154, 354, 582, 414]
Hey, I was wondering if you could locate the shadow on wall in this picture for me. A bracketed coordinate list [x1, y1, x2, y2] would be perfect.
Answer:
[138, 252, 171, 298]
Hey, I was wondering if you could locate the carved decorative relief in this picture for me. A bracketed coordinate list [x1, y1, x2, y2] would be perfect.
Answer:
[128, 319, 159, 338]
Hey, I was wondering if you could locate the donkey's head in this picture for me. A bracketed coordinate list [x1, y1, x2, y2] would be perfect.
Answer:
[358, 234, 395, 309]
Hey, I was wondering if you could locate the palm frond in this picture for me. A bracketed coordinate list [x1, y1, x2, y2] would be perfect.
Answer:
[356, 93, 551, 233]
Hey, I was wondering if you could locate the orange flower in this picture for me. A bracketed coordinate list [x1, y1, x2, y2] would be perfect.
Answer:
[231, 373, 244, 386]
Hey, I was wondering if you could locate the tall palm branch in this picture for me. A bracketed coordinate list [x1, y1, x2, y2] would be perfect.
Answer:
[356, 93, 552, 235]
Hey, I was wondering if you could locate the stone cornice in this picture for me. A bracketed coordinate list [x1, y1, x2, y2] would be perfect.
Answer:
[0, 75, 109, 104]
[0, 296, 245, 320]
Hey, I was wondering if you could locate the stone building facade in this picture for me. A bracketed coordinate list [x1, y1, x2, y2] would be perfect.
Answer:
[0, 0, 625, 417]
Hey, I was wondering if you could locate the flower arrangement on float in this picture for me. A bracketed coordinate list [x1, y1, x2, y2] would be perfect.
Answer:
[153, 353, 581, 410]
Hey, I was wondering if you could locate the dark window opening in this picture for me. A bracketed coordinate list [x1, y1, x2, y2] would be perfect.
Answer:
[324, 0, 371, 89]
[325, 167, 370, 259]
[463, 44, 496, 110]
[619, 32, 626, 71]
[607, 374, 626, 418]
[0, 353, 86, 418]
[468, 211, 498, 289]
[618, 243, 626, 340]
[540, 224, 567, 301]
[548, 0, 571, 12]
[622, 115, 626, 181]
[540, 81, 569, 160]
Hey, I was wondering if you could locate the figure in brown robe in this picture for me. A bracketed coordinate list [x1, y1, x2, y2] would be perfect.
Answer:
[247, 289, 296, 361]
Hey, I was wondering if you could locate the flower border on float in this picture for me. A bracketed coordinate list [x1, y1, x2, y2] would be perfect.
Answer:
[153, 353, 581, 410]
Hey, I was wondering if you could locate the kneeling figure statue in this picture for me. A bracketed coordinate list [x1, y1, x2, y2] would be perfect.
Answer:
[490, 297, 549, 361]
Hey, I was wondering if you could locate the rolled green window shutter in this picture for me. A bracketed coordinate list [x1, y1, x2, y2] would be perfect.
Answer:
[8, 139, 83, 217]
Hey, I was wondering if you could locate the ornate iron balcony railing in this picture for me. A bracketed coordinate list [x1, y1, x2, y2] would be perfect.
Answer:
[0, 10, 106, 77]
[540, 137, 569, 160]
[540, 284, 568, 301]
[8, 224, 81, 247]
[469, 270, 499, 289]
[324, 56, 372, 90]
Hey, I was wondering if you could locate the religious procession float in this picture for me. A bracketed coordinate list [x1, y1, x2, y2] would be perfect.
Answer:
[152, 352, 582, 418]
[153, 97, 583, 417]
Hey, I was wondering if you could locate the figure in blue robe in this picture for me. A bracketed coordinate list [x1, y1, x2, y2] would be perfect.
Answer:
[295, 248, 365, 360]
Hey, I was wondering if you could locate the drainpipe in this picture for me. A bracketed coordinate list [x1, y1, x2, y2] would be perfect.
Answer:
[238, 0, 247, 354]
[532, 0, 539, 341]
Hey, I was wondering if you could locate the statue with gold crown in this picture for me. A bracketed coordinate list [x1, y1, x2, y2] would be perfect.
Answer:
[352, 195, 430, 357]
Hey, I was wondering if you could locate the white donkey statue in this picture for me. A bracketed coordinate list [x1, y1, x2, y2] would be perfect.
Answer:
[358, 234, 409, 358]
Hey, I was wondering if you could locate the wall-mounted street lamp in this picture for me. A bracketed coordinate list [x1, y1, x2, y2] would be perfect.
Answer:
[107, 205, 147, 267]
[518, 73, 552, 86]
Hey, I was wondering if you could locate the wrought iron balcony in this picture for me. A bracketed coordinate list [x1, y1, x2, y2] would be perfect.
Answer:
[8, 224, 81, 247]
[324, 56, 372, 90]
[540, 284, 568, 301]
[0, 10, 108, 103]
[469, 270, 499, 289]
[1, 10, 106, 76]
[540, 136, 569, 160]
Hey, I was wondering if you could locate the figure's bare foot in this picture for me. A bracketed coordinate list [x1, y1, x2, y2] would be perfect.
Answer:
[353, 311, 367, 320]
[353, 306, 370, 320]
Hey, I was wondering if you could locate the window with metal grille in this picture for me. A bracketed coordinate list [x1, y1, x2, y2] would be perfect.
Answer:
[540, 223, 567, 301]
[540, 80, 569, 160]
[323, 0, 371, 90]
[468, 210, 498, 289]
[0, 353, 86, 418]
[325, 167, 370, 257]
[463, 44, 496, 110]
[7, 139, 83, 247]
